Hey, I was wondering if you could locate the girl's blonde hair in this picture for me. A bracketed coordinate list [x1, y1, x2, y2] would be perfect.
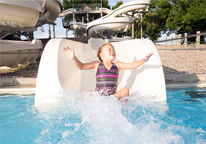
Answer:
[97, 43, 114, 62]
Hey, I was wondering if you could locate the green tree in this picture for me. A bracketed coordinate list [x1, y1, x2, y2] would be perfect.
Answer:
[63, 0, 206, 40]
[112, 1, 123, 10]
[133, 0, 171, 40]
[166, 0, 206, 34]
[137, 0, 206, 40]
[113, 0, 171, 40]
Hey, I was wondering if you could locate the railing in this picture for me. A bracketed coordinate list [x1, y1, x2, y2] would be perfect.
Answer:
[155, 31, 206, 49]
[73, 4, 102, 13]
[154, 31, 206, 79]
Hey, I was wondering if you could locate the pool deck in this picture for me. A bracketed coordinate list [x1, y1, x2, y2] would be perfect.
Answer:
[166, 82, 206, 88]
[0, 82, 206, 95]
[0, 85, 36, 95]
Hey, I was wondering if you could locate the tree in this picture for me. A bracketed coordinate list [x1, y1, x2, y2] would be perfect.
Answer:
[112, 1, 123, 10]
[113, 0, 172, 40]
[63, 0, 206, 40]
[166, 0, 206, 34]
[133, 0, 171, 40]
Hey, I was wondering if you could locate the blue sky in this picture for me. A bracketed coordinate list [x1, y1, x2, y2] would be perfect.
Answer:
[34, 0, 175, 45]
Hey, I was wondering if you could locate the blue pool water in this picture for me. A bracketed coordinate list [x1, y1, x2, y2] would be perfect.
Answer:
[0, 87, 206, 144]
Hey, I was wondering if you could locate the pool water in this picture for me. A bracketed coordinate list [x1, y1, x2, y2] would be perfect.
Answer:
[0, 88, 206, 144]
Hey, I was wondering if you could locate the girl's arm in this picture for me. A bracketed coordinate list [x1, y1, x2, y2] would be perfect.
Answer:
[115, 52, 153, 70]
[63, 47, 99, 70]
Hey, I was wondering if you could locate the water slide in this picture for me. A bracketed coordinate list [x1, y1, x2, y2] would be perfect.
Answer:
[87, 0, 150, 38]
[0, 0, 42, 27]
[60, 0, 150, 38]
[68, 21, 87, 35]
[35, 0, 166, 106]
[36, 0, 62, 26]
[100, 8, 113, 15]
[0, 39, 42, 67]
[59, 8, 88, 34]
[0, 0, 62, 27]
[0, 0, 62, 67]
[59, 8, 76, 17]
[35, 38, 166, 105]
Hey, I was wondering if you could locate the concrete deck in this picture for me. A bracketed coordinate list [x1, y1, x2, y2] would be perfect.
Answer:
[0, 82, 205, 95]
[0, 85, 35, 95]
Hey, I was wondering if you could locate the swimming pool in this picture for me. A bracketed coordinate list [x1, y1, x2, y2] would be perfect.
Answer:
[0, 87, 206, 144]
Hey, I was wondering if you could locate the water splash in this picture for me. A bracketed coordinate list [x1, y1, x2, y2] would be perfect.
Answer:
[32, 89, 206, 144]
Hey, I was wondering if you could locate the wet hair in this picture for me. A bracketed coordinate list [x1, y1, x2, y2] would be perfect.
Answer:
[97, 43, 114, 62]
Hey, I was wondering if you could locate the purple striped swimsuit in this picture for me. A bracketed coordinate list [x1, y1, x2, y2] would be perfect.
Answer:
[95, 63, 119, 95]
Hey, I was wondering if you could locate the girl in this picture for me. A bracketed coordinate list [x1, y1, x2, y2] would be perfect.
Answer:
[63, 43, 153, 99]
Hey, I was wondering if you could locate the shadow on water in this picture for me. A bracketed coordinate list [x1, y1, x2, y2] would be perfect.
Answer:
[185, 91, 206, 98]
[181, 90, 206, 102]
[181, 98, 201, 103]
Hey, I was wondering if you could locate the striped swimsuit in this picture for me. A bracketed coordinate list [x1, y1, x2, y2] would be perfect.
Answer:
[95, 63, 119, 96]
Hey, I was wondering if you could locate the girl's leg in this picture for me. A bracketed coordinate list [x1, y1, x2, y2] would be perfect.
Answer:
[114, 87, 129, 99]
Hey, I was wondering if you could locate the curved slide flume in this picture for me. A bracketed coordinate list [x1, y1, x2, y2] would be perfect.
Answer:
[35, 0, 166, 106]
[100, 0, 150, 19]
[59, 0, 150, 38]
[59, 8, 88, 35]
[59, 8, 76, 17]
[68, 21, 87, 35]
[36, 0, 62, 26]
[87, 17, 133, 38]
[99, 8, 113, 15]
[0, 0, 62, 27]
[35, 38, 166, 106]
[0, 0, 62, 68]
[87, 0, 150, 38]
[0, 40, 42, 67]
[0, 0, 42, 27]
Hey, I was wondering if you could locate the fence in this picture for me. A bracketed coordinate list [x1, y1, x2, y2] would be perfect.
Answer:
[73, 4, 102, 13]
[154, 31, 206, 83]
[155, 31, 206, 49]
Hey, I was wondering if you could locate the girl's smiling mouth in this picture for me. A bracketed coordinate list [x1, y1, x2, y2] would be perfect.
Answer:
[110, 53, 115, 56]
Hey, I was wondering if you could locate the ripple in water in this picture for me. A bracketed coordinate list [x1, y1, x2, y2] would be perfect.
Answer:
[33, 89, 206, 144]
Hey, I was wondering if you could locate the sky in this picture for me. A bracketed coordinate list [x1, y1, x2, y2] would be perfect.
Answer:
[34, 0, 175, 45]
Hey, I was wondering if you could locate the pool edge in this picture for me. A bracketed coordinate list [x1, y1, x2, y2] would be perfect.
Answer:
[0, 82, 206, 95]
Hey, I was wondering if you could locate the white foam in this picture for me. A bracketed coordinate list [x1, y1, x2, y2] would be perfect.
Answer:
[34, 89, 205, 144]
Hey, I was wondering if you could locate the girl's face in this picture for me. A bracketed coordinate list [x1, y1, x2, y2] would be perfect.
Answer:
[101, 44, 116, 61]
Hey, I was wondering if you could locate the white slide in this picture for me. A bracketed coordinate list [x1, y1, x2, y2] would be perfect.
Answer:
[59, 0, 150, 38]
[0, 39, 42, 67]
[59, 8, 76, 17]
[37, 0, 62, 26]
[35, 38, 166, 106]
[99, 8, 113, 15]
[0, 0, 62, 27]
[0, 0, 62, 67]
[35, 0, 166, 106]
[87, 0, 150, 38]
[68, 21, 87, 34]
[0, 0, 42, 27]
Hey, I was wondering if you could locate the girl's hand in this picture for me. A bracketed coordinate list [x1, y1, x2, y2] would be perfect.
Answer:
[63, 47, 75, 60]
[143, 52, 154, 62]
